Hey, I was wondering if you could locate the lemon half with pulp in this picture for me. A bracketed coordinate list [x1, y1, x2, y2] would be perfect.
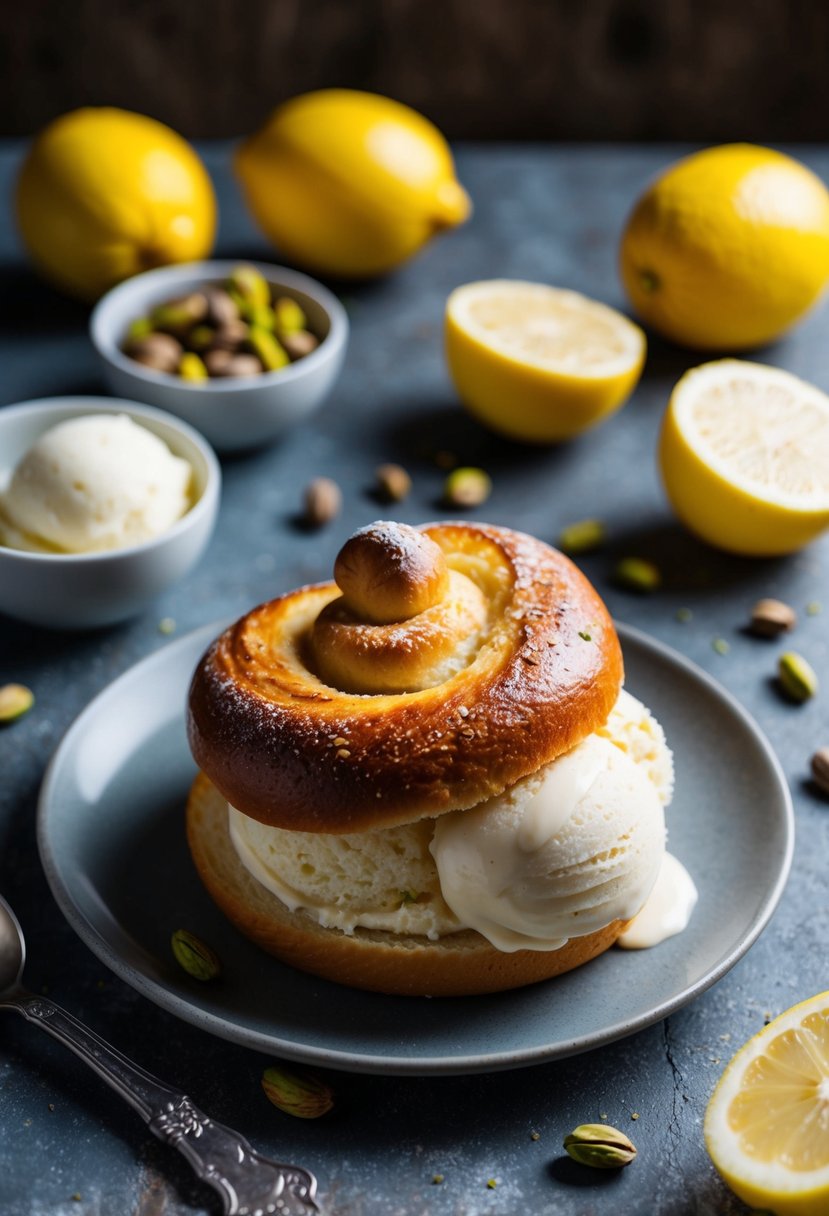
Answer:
[660, 360, 829, 555]
[705, 992, 829, 1216]
[445, 281, 645, 443]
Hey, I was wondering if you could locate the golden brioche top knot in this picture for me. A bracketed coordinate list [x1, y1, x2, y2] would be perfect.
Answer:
[333, 522, 448, 623]
[188, 521, 623, 833]
[309, 521, 488, 695]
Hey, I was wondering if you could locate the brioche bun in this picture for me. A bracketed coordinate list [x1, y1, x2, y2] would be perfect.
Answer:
[188, 521, 623, 834]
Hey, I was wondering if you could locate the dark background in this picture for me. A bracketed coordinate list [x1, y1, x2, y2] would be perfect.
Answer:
[4, 0, 829, 141]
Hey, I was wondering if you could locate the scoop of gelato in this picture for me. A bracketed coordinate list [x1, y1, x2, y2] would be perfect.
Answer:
[227, 689, 671, 948]
[0, 414, 192, 553]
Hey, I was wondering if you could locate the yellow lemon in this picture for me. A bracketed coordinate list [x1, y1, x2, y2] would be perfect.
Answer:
[705, 992, 829, 1216]
[16, 108, 216, 302]
[620, 143, 829, 351]
[659, 359, 829, 555]
[445, 281, 645, 443]
[235, 89, 470, 278]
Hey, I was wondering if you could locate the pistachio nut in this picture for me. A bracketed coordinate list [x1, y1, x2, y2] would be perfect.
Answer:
[171, 929, 221, 981]
[0, 683, 34, 723]
[558, 518, 605, 555]
[778, 651, 818, 702]
[811, 747, 829, 794]
[376, 462, 412, 502]
[179, 353, 209, 382]
[210, 318, 250, 351]
[126, 316, 154, 342]
[614, 557, 661, 593]
[204, 348, 234, 377]
[245, 303, 276, 332]
[274, 296, 307, 335]
[187, 325, 216, 352]
[125, 332, 183, 373]
[261, 1065, 334, 1119]
[203, 285, 239, 328]
[247, 327, 290, 372]
[749, 598, 796, 638]
[304, 477, 342, 527]
[205, 350, 262, 378]
[443, 466, 492, 508]
[151, 293, 208, 332]
[281, 330, 319, 361]
[227, 265, 270, 309]
[563, 1123, 637, 1169]
[222, 354, 264, 378]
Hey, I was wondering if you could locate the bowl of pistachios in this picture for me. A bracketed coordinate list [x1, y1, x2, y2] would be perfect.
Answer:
[90, 261, 349, 451]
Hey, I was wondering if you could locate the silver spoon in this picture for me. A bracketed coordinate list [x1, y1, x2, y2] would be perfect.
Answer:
[0, 894, 321, 1216]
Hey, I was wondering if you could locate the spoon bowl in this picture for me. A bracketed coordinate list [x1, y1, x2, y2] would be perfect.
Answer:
[0, 895, 25, 996]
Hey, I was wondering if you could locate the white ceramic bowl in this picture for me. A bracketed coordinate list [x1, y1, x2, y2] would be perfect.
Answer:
[0, 397, 221, 629]
[90, 260, 349, 452]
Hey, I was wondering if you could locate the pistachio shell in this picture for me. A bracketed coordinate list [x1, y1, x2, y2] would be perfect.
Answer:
[261, 1065, 334, 1119]
[171, 929, 221, 981]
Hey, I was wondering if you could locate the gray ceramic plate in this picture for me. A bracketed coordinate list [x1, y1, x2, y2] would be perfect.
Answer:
[38, 621, 793, 1076]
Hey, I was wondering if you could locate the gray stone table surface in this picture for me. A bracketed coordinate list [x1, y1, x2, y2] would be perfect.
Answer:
[1, 142, 828, 1216]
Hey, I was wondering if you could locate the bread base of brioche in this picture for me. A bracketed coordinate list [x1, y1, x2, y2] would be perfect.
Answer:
[186, 772, 628, 997]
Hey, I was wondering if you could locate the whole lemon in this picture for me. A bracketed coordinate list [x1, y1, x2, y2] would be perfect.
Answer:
[620, 143, 829, 350]
[235, 89, 471, 278]
[16, 108, 217, 301]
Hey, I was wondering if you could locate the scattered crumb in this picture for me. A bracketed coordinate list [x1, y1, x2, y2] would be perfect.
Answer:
[23, 1119, 31, 1127]
[48, 1103, 55, 1112]
[600, 1112, 608, 1120]
[158, 617, 176, 635]
[675, 607, 693, 623]
[72, 1195, 82, 1203]
[712, 638, 730, 655]
[578, 630, 592, 642]
[486, 1178, 498, 1189]
[807, 601, 822, 616]
[432, 1174, 444, 1185]
[631, 1112, 640, 1121]
[530, 1131, 540, 1141]
[336, 748, 351, 759]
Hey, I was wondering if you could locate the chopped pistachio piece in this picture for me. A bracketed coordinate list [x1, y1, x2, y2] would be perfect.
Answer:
[614, 557, 661, 593]
[179, 353, 209, 382]
[443, 467, 492, 508]
[558, 518, 605, 555]
[0, 683, 34, 723]
[248, 327, 290, 372]
[227, 265, 270, 309]
[274, 296, 307, 334]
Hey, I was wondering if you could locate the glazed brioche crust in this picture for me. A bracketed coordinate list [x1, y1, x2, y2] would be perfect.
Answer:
[187, 521, 623, 833]
[186, 772, 628, 997]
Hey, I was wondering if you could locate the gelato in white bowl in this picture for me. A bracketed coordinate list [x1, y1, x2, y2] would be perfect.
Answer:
[0, 397, 220, 629]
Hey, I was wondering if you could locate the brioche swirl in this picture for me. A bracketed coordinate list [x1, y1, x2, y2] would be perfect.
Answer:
[188, 521, 623, 833]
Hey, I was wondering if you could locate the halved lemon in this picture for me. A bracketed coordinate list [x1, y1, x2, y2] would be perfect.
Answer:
[660, 360, 829, 555]
[705, 992, 829, 1216]
[445, 281, 645, 443]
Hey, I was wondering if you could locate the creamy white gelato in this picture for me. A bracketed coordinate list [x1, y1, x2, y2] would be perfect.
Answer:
[0, 414, 192, 553]
[228, 688, 675, 950]
[431, 732, 665, 951]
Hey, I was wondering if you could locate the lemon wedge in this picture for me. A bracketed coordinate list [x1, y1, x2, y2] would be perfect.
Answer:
[445, 281, 645, 443]
[705, 993, 829, 1216]
[660, 360, 829, 555]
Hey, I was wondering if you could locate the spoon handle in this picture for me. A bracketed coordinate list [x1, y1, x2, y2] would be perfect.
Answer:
[9, 992, 321, 1215]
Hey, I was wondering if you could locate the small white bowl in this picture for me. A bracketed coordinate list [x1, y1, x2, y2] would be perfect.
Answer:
[90, 260, 349, 452]
[0, 397, 221, 630]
